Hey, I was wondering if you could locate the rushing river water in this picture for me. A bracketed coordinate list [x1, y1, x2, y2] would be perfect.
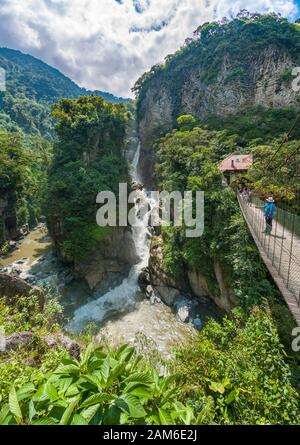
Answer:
[0, 145, 221, 357]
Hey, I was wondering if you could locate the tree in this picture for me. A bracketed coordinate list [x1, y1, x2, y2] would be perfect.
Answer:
[176, 115, 198, 131]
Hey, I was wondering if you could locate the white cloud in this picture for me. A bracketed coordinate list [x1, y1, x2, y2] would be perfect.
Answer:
[0, 0, 298, 97]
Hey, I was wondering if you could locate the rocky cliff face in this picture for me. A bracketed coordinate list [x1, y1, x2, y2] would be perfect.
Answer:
[51, 223, 138, 292]
[137, 46, 299, 186]
[74, 227, 138, 291]
[149, 237, 235, 312]
[0, 194, 18, 244]
[136, 18, 300, 312]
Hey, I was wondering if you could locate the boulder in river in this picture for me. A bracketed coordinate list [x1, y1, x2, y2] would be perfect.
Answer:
[175, 300, 191, 323]
[9, 241, 18, 250]
[15, 259, 27, 265]
[146, 285, 154, 298]
[138, 267, 151, 292]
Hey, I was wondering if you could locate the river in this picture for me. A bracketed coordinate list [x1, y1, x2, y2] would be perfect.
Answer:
[0, 145, 221, 358]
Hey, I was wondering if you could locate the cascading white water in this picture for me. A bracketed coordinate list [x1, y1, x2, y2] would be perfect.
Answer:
[67, 144, 153, 334]
[132, 143, 141, 183]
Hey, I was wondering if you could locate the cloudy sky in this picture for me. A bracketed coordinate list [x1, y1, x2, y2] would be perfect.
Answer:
[0, 0, 299, 97]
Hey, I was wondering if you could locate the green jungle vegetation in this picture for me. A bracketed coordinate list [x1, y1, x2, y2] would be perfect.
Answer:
[0, 48, 130, 250]
[134, 13, 300, 142]
[0, 294, 299, 425]
[0, 129, 51, 248]
[1, 15, 300, 425]
[45, 96, 131, 261]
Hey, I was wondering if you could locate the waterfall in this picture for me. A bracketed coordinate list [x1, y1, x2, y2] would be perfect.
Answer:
[67, 144, 153, 334]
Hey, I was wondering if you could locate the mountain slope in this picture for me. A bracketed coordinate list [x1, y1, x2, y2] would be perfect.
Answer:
[0, 47, 130, 137]
[134, 14, 300, 186]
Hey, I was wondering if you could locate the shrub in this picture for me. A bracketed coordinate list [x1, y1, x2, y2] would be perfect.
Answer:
[0, 344, 194, 425]
[172, 308, 300, 425]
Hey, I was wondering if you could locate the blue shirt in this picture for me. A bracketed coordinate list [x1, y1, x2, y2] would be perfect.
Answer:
[264, 203, 276, 219]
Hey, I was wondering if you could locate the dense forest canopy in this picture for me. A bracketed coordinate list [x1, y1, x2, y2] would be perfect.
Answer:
[46, 96, 131, 261]
[134, 13, 300, 146]
[134, 13, 300, 100]
[0, 12, 300, 427]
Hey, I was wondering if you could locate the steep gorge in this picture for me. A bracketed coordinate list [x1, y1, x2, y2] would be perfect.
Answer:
[135, 15, 300, 313]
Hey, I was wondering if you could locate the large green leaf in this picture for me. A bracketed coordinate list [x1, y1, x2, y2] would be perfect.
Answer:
[80, 393, 107, 409]
[58, 377, 73, 395]
[65, 384, 80, 398]
[54, 364, 80, 375]
[116, 344, 130, 357]
[130, 386, 154, 399]
[116, 394, 146, 419]
[81, 404, 101, 423]
[172, 404, 194, 425]
[106, 362, 126, 386]
[71, 414, 89, 425]
[123, 372, 154, 385]
[59, 396, 80, 425]
[118, 346, 135, 363]
[32, 384, 50, 402]
[100, 357, 111, 383]
[9, 386, 22, 421]
[88, 359, 105, 373]
[103, 404, 122, 425]
[16, 383, 35, 401]
[209, 381, 225, 394]
[158, 408, 173, 425]
[0, 404, 10, 425]
[80, 343, 95, 369]
[82, 374, 102, 390]
[28, 400, 36, 422]
[45, 382, 59, 401]
[32, 417, 58, 425]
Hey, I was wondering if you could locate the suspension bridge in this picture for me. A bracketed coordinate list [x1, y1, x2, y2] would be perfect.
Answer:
[238, 194, 300, 327]
[233, 113, 300, 326]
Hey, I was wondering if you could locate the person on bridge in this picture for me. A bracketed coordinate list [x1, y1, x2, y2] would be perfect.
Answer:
[263, 197, 276, 235]
[256, 197, 276, 235]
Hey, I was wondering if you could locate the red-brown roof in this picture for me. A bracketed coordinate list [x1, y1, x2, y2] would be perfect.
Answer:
[219, 154, 253, 173]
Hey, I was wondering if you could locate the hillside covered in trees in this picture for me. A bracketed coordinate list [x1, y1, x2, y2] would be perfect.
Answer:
[0, 12, 300, 427]
[0, 48, 132, 251]
[0, 47, 131, 138]
[135, 13, 300, 184]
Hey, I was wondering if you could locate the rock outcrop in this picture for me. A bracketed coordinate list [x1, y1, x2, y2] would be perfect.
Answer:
[74, 227, 139, 290]
[148, 237, 236, 313]
[42, 334, 81, 359]
[0, 273, 44, 309]
[137, 46, 300, 186]
[148, 237, 185, 306]
[2, 331, 80, 359]
[188, 264, 236, 313]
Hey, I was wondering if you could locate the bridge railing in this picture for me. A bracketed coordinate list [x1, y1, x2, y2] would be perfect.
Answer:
[251, 196, 300, 238]
[238, 193, 300, 307]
